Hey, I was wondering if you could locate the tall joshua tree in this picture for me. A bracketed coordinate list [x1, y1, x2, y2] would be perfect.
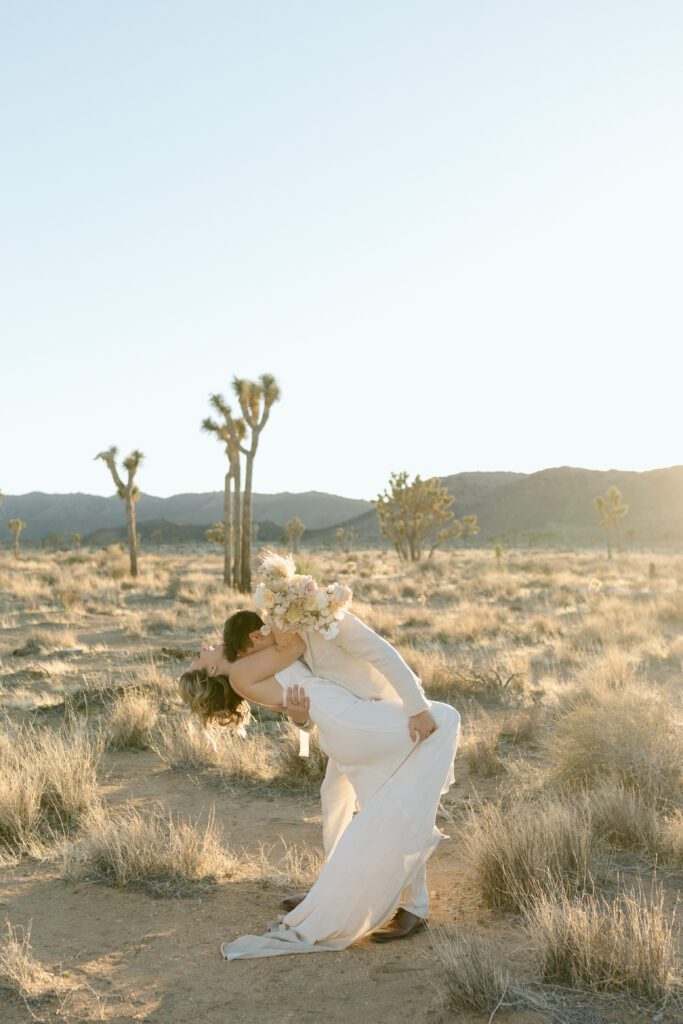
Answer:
[595, 484, 629, 559]
[202, 397, 246, 588]
[232, 374, 281, 591]
[95, 447, 144, 577]
[7, 518, 26, 558]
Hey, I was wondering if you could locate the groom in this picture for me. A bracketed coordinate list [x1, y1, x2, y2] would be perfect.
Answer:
[223, 607, 440, 943]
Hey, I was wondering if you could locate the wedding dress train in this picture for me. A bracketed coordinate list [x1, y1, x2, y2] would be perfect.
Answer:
[221, 660, 460, 960]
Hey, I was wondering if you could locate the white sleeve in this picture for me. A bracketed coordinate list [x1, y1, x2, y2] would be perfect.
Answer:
[332, 612, 431, 717]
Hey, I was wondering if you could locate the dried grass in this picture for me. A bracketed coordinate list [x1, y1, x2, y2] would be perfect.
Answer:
[549, 683, 683, 801]
[0, 921, 67, 1001]
[525, 879, 682, 1002]
[64, 803, 238, 896]
[106, 688, 158, 749]
[465, 797, 601, 912]
[0, 721, 103, 846]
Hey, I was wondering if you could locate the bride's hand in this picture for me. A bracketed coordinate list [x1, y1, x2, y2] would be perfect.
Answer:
[283, 684, 310, 725]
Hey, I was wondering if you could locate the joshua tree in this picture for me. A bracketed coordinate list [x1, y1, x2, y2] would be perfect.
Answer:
[595, 485, 629, 559]
[232, 374, 281, 590]
[206, 521, 225, 545]
[283, 516, 305, 553]
[336, 526, 358, 553]
[7, 518, 26, 558]
[374, 472, 465, 561]
[202, 397, 247, 588]
[460, 514, 480, 546]
[95, 447, 144, 577]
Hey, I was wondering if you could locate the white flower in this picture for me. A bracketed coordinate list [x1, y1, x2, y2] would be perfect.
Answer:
[255, 585, 276, 610]
[328, 582, 352, 606]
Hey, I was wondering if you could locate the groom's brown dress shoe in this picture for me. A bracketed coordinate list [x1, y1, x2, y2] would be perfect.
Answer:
[280, 891, 308, 911]
[370, 908, 427, 943]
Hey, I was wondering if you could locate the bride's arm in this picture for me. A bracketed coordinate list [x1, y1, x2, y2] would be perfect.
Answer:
[229, 637, 305, 689]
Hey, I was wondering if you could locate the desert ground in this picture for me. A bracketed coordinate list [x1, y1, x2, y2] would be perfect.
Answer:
[0, 544, 681, 1024]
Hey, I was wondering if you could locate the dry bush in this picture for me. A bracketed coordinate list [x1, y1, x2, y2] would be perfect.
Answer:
[0, 722, 103, 846]
[445, 652, 530, 702]
[659, 812, 683, 866]
[586, 779, 662, 852]
[466, 797, 601, 912]
[656, 591, 683, 626]
[549, 684, 683, 802]
[0, 921, 67, 1001]
[243, 836, 325, 890]
[0, 771, 43, 848]
[398, 643, 460, 697]
[54, 586, 83, 611]
[144, 610, 178, 634]
[525, 880, 682, 1003]
[154, 715, 278, 785]
[354, 602, 401, 641]
[576, 646, 640, 690]
[216, 727, 281, 787]
[461, 712, 505, 778]
[10, 629, 79, 655]
[130, 657, 179, 698]
[124, 612, 146, 638]
[31, 725, 103, 827]
[152, 715, 224, 769]
[430, 928, 512, 1014]
[576, 598, 658, 649]
[435, 602, 510, 643]
[499, 706, 543, 746]
[96, 547, 130, 580]
[106, 688, 158, 749]
[64, 802, 238, 896]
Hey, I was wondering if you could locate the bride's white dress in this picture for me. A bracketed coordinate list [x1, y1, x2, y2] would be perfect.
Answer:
[221, 660, 460, 960]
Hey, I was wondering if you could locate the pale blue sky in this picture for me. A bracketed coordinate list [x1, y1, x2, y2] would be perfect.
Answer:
[1, 1, 681, 500]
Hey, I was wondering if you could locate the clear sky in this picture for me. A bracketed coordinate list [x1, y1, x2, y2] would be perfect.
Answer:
[1, 1, 681, 500]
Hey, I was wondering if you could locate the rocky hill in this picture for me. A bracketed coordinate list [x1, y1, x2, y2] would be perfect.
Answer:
[2, 466, 681, 549]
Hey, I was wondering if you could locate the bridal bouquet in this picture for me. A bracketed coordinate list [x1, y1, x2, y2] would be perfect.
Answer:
[253, 551, 353, 639]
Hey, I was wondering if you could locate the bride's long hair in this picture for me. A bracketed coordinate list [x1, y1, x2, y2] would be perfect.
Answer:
[179, 669, 250, 729]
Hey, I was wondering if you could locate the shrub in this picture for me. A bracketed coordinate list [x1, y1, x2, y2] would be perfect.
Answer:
[0, 722, 103, 846]
[0, 922, 68, 1001]
[525, 880, 682, 1002]
[64, 803, 238, 897]
[466, 797, 601, 912]
[106, 688, 158, 750]
[550, 684, 683, 802]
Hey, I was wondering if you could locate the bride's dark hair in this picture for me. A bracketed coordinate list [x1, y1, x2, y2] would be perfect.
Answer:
[179, 669, 250, 729]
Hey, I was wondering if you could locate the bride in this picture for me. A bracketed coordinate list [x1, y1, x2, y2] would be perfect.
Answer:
[180, 623, 460, 959]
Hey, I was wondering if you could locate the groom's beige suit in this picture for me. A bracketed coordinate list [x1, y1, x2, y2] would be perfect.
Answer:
[300, 611, 435, 919]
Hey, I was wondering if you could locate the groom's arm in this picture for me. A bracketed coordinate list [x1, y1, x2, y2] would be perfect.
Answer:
[332, 612, 431, 717]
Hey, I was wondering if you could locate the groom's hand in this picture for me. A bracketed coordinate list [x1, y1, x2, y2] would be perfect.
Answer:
[409, 709, 437, 743]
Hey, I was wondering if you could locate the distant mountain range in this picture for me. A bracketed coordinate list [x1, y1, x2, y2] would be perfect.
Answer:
[1, 466, 682, 549]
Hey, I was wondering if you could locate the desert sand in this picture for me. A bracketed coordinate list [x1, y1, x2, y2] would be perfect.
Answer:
[0, 545, 681, 1023]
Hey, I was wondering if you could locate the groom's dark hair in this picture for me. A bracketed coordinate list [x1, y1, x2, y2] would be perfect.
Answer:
[223, 610, 265, 661]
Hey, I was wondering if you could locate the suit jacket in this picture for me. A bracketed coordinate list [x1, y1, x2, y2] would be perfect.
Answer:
[301, 611, 431, 718]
